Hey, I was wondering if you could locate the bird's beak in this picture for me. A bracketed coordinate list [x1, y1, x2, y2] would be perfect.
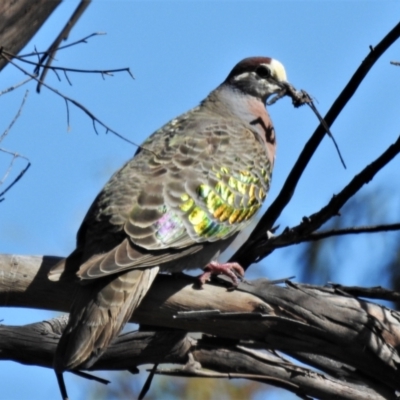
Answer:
[266, 80, 292, 105]
[277, 79, 290, 90]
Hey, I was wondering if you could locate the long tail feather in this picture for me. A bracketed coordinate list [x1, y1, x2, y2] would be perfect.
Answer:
[54, 266, 159, 371]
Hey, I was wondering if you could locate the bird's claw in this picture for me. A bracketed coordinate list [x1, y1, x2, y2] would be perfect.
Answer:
[198, 261, 245, 288]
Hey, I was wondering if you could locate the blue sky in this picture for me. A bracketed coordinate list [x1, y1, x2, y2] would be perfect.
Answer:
[1, 1, 400, 399]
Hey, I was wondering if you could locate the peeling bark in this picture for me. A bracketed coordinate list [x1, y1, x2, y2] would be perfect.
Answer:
[1, 254, 399, 399]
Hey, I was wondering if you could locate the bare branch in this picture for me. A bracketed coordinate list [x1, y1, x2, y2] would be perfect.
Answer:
[233, 21, 400, 268]
[245, 134, 400, 260]
[2, 48, 133, 79]
[328, 283, 400, 301]
[17, 33, 106, 58]
[303, 223, 400, 242]
[35, 0, 92, 92]
[0, 254, 399, 399]
[2, 321, 390, 400]
[0, 90, 31, 201]
[306, 100, 347, 169]
[0, 157, 31, 201]
[0, 90, 29, 143]
[1, 53, 142, 148]
[0, 77, 33, 96]
[270, 85, 346, 169]
[1, 9, 400, 400]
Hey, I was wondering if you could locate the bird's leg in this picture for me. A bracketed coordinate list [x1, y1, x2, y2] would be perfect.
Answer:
[198, 261, 245, 287]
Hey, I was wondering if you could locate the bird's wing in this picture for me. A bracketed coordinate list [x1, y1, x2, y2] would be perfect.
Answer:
[50, 114, 271, 282]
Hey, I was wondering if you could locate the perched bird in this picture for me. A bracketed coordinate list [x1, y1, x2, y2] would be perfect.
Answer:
[49, 56, 288, 374]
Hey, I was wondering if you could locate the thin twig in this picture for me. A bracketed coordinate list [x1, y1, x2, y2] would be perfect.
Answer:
[274, 85, 347, 169]
[0, 90, 31, 200]
[328, 283, 400, 301]
[71, 370, 110, 385]
[0, 151, 17, 185]
[2, 53, 145, 149]
[304, 223, 400, 242]
[0, 77, 33, 96]
[36, 0, 92, 92]
[0, 90, 29, 143]
[257, 222, 400, 251]
[0, 148, 29, 163]
[293, 135, 400, 234]
[138, 363, 158, 400]
[306, 101, 347, 169]
[2, 49, 133, 77]
[65, 99, 71, 131]
[18, 33, 106, 59]
[0, 158, 31, 201]
[63, 70, 72, 86]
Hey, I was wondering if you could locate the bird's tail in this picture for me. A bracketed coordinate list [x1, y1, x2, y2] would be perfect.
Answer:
[54, 266, 159, 371]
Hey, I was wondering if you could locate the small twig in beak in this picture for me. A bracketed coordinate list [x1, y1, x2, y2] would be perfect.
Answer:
[269, 82, 346, 169]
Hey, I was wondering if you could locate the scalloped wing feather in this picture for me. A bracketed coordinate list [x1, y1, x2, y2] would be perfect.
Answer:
[72, 117, 271, 280]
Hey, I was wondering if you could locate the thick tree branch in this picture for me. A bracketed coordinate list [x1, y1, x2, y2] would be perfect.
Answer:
[0, 0, 61, 71]
[1, 254, 400, 398]
[0, 319, 392, 400]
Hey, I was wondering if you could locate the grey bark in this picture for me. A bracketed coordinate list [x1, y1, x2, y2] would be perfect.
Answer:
[1, 254, 399, 399]
[0, 0, 61, 71]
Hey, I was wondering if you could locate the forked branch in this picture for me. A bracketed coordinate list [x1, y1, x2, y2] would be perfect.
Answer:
[233, 21, 400, 268]
[0, 254, 399, 399]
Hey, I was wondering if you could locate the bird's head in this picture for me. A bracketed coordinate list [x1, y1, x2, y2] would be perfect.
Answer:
[224, 57, 288, 103]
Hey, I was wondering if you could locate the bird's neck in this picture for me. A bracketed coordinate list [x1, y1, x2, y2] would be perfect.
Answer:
[203, 85, 276, 162]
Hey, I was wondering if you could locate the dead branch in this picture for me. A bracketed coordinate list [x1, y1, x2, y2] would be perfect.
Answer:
[0, 90, 29, 143]
[327, 283, 400, 301]
[233, 21, 400, 268]
[1, 53, 141, 149]
[35, 0, 92, 92]
[303, 223, 400, 242]
[0, 76, 33, 96]
[249, 134, 400, 256]
[1, 48, 134, 79]
[0, 90, 31, 201]
[0, 254, 399, 399]
[1, 8, 400, 400]
[0, 319, 393, 400]
[227, 133, 400, 267]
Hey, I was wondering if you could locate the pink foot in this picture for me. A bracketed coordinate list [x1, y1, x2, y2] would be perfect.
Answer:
[198, 261, 245, 287]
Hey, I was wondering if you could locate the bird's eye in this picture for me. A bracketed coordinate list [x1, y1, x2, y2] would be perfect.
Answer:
[256, 65, 271, 78]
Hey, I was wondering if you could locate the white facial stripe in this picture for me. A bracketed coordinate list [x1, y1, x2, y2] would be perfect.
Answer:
[233, 71, 252, 81]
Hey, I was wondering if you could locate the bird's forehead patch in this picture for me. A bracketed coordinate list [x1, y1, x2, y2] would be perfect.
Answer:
[269, 59, 287, 82]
